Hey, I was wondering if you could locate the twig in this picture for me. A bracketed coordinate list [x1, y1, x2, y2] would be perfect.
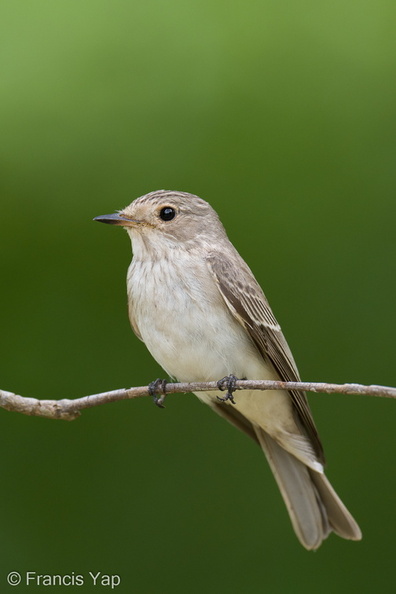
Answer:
[0, 380, 395, 421]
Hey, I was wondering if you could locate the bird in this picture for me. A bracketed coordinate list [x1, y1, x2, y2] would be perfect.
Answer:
[94, 189, 361, 549]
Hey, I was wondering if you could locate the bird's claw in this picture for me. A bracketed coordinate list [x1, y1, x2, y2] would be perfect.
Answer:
[148, 378, 168, 408]
[216, 374, 238, 405]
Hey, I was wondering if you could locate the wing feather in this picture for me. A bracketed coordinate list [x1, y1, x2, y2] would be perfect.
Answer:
[206, 251, 325, 464]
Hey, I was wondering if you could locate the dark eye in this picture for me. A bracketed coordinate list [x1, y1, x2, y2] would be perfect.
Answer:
[159, 206, 176, 221]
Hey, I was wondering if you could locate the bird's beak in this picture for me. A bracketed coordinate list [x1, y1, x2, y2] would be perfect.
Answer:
[93, 213, 140, 227]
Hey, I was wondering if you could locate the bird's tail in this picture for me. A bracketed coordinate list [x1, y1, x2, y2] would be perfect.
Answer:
[255, 428, 362, 550]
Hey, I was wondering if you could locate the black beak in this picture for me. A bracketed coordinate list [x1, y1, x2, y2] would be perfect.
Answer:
[93, 213, 139, 226]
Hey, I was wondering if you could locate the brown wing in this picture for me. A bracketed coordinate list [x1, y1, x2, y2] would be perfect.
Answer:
[206, 251, 325, 464]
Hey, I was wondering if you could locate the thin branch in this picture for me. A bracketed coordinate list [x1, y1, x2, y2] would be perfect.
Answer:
[0, 380, 395, 421]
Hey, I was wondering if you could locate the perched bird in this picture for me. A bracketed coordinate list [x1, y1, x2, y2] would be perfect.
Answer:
[95, 190, 361, 549]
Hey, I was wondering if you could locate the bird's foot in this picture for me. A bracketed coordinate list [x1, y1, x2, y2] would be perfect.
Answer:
[216, 374, 239, 405]
[148, 378, 168, 408]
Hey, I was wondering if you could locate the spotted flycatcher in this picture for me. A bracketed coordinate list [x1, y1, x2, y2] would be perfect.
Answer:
[95, 190, 361, 549]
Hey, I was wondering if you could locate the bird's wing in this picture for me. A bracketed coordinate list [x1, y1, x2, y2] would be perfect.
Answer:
[206, 250, 324, 464]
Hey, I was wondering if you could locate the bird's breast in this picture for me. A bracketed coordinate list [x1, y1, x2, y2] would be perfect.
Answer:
[126, 254, 262, 382]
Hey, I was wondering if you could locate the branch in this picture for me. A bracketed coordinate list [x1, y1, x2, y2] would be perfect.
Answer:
[1, 380, 395, 421]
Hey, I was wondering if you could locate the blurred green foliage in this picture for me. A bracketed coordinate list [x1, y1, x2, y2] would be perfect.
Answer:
[1, 1, 395, 592]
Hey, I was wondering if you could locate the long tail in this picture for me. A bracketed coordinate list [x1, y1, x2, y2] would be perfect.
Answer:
[255, 428, 362, 550]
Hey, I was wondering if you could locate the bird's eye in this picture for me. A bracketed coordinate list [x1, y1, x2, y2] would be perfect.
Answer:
[159, 206, 176, 221]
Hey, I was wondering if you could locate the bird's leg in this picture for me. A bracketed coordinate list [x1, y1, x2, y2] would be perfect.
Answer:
[148, 378, 168, 408]
[216, 374, 239, 404]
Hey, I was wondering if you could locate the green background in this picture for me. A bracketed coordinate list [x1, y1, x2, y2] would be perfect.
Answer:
[1, 1, 395, 592]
